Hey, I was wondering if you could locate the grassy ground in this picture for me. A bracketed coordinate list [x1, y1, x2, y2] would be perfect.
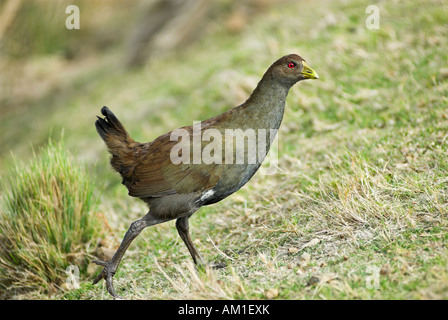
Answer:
[1, 0, 448, 299]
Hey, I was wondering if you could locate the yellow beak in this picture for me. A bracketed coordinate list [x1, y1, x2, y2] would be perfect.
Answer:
[301, 61, 319, 79]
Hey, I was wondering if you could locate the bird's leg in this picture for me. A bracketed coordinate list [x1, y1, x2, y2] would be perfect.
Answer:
[92, 213, 168, 299]
[175, 216, 226, 270]
[176, 216, 205, 267]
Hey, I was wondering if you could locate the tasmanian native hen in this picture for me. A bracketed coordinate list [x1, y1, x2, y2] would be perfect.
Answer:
[93, 54, 319, 298]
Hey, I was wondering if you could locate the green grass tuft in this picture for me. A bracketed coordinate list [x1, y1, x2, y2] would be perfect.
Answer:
[0, 139, 104, 297]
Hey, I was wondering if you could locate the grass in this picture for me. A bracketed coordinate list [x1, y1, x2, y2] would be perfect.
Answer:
[1, 0, 448, 299]
[0, 139, 105, 297]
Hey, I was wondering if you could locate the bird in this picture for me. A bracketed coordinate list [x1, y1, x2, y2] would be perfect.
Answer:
[92, 53, 319, 298]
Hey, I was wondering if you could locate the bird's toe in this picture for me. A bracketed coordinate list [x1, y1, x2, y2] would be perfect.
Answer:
[91, 260, 120, 298]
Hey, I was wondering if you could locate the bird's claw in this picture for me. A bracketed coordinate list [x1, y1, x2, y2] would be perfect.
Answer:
[91, 260, 122, 299]
[195, 261, 227, 272]
[209, 261, 227, 269]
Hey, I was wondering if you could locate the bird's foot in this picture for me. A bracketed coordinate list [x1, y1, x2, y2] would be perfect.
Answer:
[91, 260, 122, 299]
[209, 261, 227, 269]
[196, 261, 227, 272]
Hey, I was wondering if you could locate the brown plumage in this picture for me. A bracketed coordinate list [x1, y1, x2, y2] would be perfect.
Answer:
[92, 54, 319, 298]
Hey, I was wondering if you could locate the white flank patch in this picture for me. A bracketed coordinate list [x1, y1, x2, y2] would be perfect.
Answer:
[199, 189, 215, 201]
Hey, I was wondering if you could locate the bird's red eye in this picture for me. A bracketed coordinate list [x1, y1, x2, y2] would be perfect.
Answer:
[288, 62, 296, 68]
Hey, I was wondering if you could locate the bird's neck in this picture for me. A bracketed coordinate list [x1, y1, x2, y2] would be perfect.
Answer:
[241, 77, 291, 130]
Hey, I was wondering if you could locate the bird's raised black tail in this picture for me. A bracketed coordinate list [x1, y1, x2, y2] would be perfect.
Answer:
[95, 106, 139, 177]
[95, 106, 129, 142]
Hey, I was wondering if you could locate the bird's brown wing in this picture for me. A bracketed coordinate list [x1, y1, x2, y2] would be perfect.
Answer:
[127, 129, 223, 198]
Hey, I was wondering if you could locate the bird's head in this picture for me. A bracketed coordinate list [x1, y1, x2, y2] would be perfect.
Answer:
[269, 53, 319, 87]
